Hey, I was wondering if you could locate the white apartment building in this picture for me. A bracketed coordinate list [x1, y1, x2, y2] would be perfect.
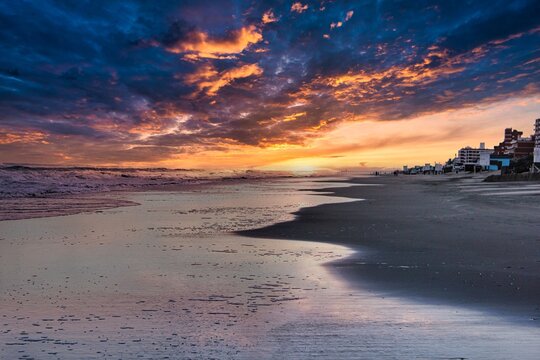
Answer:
[456, 142, 493, 165]
[534, 119, 540, 163]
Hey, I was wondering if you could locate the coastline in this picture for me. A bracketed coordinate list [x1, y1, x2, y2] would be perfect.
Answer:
[0, 182, 360, 358]
[0, 177, 304, 221]
[0, 165, 321, 221]
[4, 173, 539, 319]
[239, 175, 540, 321]
[2, 175, 540, 358]
[0, 195, 139, 221]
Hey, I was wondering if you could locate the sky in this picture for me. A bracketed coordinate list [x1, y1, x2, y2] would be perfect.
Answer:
[0, 0, 539, 171]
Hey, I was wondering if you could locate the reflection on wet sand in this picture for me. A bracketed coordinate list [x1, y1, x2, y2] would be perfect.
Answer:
[1, 179, 539, 359]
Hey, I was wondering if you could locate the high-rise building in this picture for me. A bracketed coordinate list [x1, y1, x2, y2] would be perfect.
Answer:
[535, 119, 540, 147]
[493, 127, 535, 158]
[534, 119, 540, 164]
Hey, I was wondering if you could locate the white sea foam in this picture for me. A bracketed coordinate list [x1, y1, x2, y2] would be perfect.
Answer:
[0, 166, 302, 198]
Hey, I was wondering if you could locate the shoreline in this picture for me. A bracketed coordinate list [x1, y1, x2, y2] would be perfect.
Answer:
[4, 173, 539, 322]
[3, 175, 540, 357]
[0, 195, 140, 221]
[0, 177, 304, 221]
[239, 175, 540, 322]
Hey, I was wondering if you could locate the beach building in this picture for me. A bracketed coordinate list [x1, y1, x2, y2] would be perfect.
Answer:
[479, 152, 491, 169]
[493, 128, 521, 156]
[404, 165, 424, 175]
[515, 136, 535, 158]
[532, 119, 540, 173]
[487, 154, 511, 171]
[456, 143, 492, 168]
[493, 127, 535, 159]
[535, 119, 540, 147]
[535, 119, 540, 165]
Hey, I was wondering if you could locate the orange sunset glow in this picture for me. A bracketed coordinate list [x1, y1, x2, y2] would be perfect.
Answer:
[2, 2, 540, 359]
[0, 1, 539, 171]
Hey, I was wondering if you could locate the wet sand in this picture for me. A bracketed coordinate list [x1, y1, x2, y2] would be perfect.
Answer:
[0, 179, 356, 358]
[241, 175, 540, 321]
[2, 177, 540, 359]
[0, 196, 139, 221]
[0, 179, 299, 221]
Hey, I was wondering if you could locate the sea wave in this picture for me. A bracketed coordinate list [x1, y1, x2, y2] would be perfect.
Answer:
[0, 165, 302, 198]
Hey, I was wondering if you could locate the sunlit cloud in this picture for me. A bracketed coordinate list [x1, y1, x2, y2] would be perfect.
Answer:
[262, 9, 278, 24]
[185, 63, 263, 96]
[0, 0, 538, 168]
[282, 112, 307, 122]
[291, 2, 308, 13]
[162, 24, 262, 60]
[331, 9, 353, 29]
[0, 130, 48, 145]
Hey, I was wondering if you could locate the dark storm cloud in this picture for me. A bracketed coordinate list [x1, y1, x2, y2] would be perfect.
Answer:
[160, 20, 196, 48]
[438, 0, 540, 54]
[0, 0, 539, 164]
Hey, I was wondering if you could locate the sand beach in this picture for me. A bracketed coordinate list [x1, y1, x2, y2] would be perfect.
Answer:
[1, 176, 540, 359]
[243, 175, 540, 320]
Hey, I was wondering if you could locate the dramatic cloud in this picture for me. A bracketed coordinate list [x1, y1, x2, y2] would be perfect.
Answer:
[185, 63, 263, 96]
[0, 130, 47, 145]
[291, 2, 308, 13]
[161, 23, 262, 60]
[262, 9, 278, 24]
[0, 0, 539, 167]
